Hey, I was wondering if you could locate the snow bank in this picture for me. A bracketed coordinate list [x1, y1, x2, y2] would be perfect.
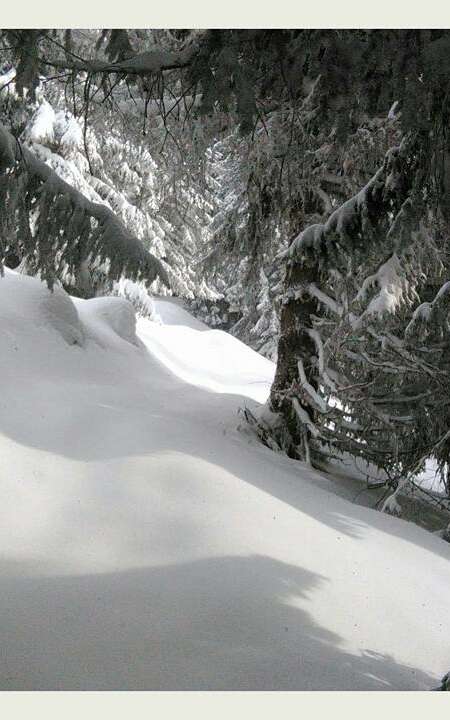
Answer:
[74, 296, 140, 348]
[0, 270, 449, 691]
[154, 296, 209, 330]
[0, 269, 84, 346]
[139, 301, 274, 402]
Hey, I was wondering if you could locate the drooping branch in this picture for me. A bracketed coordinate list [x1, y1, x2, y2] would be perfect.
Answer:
[283, 138, 419, 269]
[0, 122, 169, 288]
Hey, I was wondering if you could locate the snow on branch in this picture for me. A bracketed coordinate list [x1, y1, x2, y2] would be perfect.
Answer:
[405, 281, 450, 340]
[43, 46, 197, 78]
[283, 142, 412, 266]
[353, 253, 416, 325]
[0, 121, 169, 288]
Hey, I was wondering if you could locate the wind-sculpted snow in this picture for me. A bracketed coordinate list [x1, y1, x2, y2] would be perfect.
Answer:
[0, 270, 85, 346]
[0, 270, 449, 690]
[74, 296, 140, 348]
[139, 300, 274, 402]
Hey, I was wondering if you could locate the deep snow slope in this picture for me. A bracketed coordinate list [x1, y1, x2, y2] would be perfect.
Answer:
[0, 270, 449, 691]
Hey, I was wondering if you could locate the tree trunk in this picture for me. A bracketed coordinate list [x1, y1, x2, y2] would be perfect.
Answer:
[270, 259, 319, 458]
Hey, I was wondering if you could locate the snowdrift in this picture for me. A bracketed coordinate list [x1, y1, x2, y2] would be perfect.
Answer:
[0, 270, 449, 691]
[0, 270, 85, 346]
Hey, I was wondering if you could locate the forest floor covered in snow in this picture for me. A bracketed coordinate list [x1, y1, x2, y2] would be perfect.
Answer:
[0, 269, 449, 691]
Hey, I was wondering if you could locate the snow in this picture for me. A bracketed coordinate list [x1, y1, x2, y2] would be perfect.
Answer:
[0, 271, 84, 346]
[388, 100, 400, 120]
[0, 269, 449, 691]
[74, 296, 140, 348]
[406, 280, 450, 339]
[153, 296, 209, 330]
[108, 47, 195, 74]
[138, 302, 274, 402]
[357, 254, 409, 320]
[25, 99, 56, 145]
[56, 112, 84, 151]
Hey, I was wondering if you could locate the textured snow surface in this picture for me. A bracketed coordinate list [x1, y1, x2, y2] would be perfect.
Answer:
[0, 269, 449, 691]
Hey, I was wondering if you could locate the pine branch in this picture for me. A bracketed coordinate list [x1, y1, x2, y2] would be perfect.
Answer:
[40, 46, 197, 78]
[0, 122, 169, 288]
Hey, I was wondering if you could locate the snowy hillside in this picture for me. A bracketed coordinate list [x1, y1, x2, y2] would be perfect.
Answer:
[0, 270, 449, 691]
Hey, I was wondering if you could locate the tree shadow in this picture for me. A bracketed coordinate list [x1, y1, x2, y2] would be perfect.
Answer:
[0, 554, 437, 691]
[0, 333, 449, 560]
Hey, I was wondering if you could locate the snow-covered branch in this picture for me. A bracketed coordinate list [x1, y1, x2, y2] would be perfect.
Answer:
[42, 46, 198, 77]
[0, 122, 169, 287]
